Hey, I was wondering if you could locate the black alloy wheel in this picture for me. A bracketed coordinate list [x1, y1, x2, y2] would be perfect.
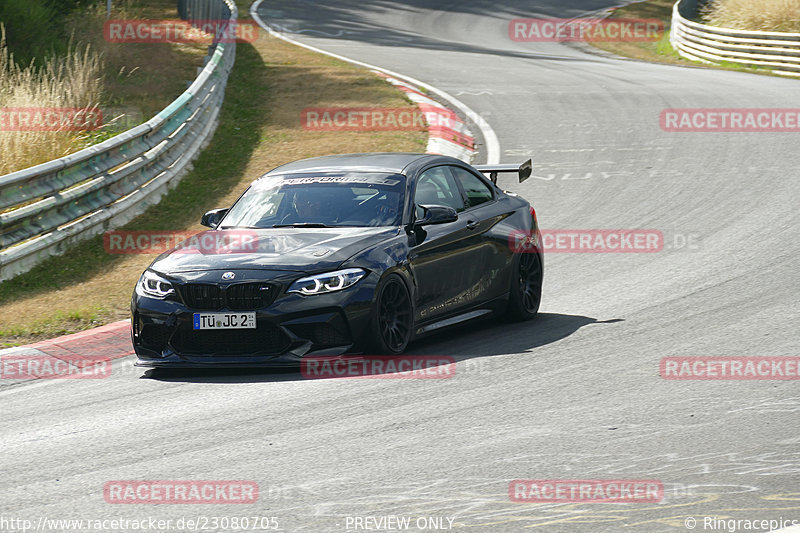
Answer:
[507, 251, 542, 320]
[370, 274, 413, 354]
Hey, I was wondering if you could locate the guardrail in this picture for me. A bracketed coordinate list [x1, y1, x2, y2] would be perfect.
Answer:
[670, 0, 800, 77]
[0, 0, 237, 281]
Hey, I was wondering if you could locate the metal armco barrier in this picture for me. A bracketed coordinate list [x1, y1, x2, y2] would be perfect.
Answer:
[670, 0, 800, 76]
[0, 0, 238, 281]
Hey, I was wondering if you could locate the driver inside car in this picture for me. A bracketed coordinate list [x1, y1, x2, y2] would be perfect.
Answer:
[295, 194, 324, 220]
[280, 189, 327, 224]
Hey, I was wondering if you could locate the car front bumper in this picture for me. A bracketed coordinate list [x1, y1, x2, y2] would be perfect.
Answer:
[131, 271, 377, 367]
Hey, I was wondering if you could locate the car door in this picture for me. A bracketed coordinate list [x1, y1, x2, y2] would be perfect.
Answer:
[407, 165, 482, 323]
[448, 165, 511, 304]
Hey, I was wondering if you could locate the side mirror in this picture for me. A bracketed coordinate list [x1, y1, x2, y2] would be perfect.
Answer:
[416, 205, 458, 227]
[201, 208, 229, 228]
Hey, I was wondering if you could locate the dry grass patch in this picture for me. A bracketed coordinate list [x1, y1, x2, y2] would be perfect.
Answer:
[0, 31, 102, 175]
[0, 31, 426, 347]
[0, 0, 210, 175]
[701, 0, 800, 32]
[76, 1, 211, 126]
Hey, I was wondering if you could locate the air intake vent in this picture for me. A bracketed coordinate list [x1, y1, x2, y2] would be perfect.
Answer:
[179, 282, 277, 310]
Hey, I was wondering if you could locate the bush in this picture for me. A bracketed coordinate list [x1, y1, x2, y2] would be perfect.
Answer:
[0, 0, 99, 66]
[0, 0, 60, 66]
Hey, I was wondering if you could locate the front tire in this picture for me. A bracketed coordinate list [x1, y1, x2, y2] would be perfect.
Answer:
[506, 251, 542, 321]
[369, 274, 413, 354]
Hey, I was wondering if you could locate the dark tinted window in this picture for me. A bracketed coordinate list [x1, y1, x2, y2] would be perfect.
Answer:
[415, 166, 465, 218]
[451, 167, 493, 208]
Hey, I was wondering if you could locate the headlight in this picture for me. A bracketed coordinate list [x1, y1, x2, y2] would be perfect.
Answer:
[136, 270, 176, 299]
[287, 268, 366, 295]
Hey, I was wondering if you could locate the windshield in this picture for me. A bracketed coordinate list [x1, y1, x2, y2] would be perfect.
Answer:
[220, 172, 406, 228]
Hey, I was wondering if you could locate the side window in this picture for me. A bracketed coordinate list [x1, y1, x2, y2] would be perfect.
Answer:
[415, 166, 465, 218]
[451, 167, 494, 208]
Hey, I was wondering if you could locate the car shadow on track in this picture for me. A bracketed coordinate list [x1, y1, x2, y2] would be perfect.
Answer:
[140, 312, 622, 383]
[408, 312, 623, 357]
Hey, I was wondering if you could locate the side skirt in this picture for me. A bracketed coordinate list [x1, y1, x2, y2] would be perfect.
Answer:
[415, 309, 494, 335]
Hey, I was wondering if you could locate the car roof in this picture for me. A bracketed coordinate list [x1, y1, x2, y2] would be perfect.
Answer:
[261, 152, 465, 177]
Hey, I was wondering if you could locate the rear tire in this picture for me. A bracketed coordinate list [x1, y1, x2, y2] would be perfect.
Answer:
[506, 252, 542, 321]
[369, 274, 413, 354]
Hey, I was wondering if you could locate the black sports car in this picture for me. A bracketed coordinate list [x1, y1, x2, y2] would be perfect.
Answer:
[131, 153, 542, 367]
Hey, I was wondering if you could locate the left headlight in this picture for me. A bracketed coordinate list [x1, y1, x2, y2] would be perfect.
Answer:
[136, 270, 176, 299]
[287, 268, 367, 296]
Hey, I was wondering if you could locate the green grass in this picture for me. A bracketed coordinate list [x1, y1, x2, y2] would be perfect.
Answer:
[0, 307, 113, 348]
[655, 31, 680, 58]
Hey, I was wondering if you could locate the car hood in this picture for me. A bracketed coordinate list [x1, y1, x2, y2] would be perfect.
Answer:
[149, 227, 400, 274]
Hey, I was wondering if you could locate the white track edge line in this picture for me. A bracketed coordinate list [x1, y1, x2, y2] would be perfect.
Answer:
[249, 0, 500, 163]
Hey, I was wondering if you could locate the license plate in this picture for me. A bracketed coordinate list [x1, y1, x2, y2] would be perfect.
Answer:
[193, 312, 256, 330]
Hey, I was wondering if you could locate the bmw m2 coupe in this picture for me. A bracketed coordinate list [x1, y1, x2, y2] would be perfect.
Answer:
[132, 152, 542, 367]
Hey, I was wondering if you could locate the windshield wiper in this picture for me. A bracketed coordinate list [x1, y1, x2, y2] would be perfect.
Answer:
[218, 225, 264, 229]
[272, 223, 333, 228]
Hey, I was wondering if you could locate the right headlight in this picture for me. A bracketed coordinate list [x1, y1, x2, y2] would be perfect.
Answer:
[136, 270, 176, 299]
[287, 268, 367, 296]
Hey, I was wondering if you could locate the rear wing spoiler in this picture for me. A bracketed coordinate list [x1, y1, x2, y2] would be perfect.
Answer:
[474, 159, 532, 184]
